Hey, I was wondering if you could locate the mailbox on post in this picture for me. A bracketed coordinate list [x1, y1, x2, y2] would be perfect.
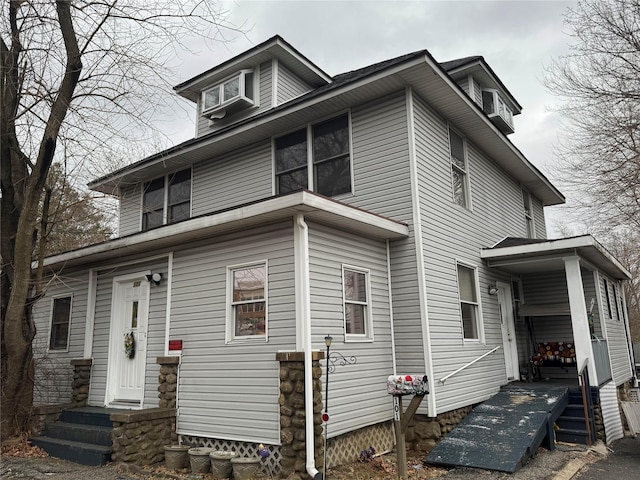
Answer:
[387, 374, 429, 479]
[386, 374, 429, 396]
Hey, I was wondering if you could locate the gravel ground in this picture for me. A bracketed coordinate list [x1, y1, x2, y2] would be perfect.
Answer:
[0, 442, 603, 480]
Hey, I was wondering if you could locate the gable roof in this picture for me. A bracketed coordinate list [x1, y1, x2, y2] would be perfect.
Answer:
[88, 39, 564, 207]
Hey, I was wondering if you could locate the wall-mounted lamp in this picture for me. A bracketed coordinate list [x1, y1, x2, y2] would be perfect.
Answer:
[488, 285, 499, 296]
[145, 272, 163, 285]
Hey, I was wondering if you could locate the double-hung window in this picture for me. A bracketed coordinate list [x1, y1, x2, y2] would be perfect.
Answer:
[449, 128, 470, 208]
[457, 264, 480, 340]
[142, 168, 191, 230]
[275, 114, 351, 197]
[49, 295, 72, 351]
[227, 262, 267, 341]
[342, 266, 372, 341]
[522, 189, 535, 238]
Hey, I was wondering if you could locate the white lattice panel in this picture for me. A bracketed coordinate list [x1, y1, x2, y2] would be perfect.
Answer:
[179, 435, 281, 474]
[326, 421, 395, 468]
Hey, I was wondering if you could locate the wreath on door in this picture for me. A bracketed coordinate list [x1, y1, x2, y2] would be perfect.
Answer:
[124, 332, 136, 359]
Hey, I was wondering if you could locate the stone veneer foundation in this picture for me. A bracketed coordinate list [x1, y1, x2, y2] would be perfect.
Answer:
[276, 351, 325, 478]
[110, 407, 176, 465]
[156, 356, 179, 409]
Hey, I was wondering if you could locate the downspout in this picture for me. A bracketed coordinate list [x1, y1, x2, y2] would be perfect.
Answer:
[386, 240, 397, 375]
[294, 213, 322, 480]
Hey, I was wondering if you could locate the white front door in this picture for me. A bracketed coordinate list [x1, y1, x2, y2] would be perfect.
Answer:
[106, 274, 150, 406]
[497, 280, 520, 381]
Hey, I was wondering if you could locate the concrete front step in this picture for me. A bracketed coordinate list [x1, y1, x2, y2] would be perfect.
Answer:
[43, 421, 112, 447]
[30, 436, 112, 466]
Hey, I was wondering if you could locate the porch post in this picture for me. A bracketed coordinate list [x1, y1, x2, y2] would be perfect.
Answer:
[563, 256, 598, 385]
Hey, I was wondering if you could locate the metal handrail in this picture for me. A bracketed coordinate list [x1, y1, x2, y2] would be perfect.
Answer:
[439, 346, 501, 384]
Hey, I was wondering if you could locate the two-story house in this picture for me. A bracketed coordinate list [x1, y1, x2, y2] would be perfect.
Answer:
[31, 36, 636, 475]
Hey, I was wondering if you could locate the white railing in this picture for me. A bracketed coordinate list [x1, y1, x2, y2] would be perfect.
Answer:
[439, 346, 501, 384]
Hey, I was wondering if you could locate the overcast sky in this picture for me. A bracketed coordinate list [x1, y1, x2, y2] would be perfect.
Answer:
[163, 0, 578, 234]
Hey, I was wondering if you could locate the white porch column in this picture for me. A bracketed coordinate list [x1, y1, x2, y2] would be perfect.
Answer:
[563, 255, 597, 385]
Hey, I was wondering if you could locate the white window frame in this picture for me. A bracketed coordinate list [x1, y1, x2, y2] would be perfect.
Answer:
[455, 262, 483, 342]
[342, 265, 373, 342]
[273, 111, 354, 197]
[141, 168, 192, 231]
[522, 189, 535, 238]
[48, 294, 73, 352]
[201, 69, 257, 115]
[225, 260, 268, 344]
[448, 126, 471, 209]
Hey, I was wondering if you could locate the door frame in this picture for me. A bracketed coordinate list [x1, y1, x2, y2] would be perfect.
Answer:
[497, 280, 520, 381]
[105, 271, 151, 408]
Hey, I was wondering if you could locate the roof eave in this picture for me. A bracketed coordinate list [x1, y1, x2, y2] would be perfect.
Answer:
[38, 191, 409, 271]
[481, 235, 631, 280]
[91, 52, 564, 206]
[174, 35, 332, 102]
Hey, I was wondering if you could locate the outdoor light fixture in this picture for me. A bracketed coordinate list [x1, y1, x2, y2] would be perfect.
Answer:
[488, 285, 499, 296]
[324, 334, 333, 348]
[146, 272, 163, 285]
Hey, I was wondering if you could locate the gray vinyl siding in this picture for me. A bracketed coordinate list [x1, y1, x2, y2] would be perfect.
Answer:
[345, 93, 424, 384]
[32, 271, 89, 405]
[522, 271, 573, 342]
[472, 80, 483, 106]
[307, 222, 393, 438]
[196, 61, 273, 138]
[600, 275, 633, 384]
[276, 63, 311, 105]
[88, 257, 169, 407]
[191, 140, 272, 216]
[118, 184, 141, 237]
[170, 223, 295, 444]
[456, 77, 469, 97]
[412, 91, 527, 413]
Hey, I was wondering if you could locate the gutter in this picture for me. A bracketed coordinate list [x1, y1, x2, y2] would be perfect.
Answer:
[294, 213, 322, 480]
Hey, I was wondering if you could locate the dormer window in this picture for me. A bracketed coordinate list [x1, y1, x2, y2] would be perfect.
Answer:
[201, 69, 255, 117]
[482, 89, 514, 134]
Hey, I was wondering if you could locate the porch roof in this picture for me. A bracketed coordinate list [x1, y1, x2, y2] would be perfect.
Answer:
[38, 190, 409, 271]
[481, 235, 631, 281]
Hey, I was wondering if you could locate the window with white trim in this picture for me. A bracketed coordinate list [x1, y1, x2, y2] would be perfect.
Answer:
[522, 189, 535, 238]
[227, 262, 267, 341]
[275, 114, 351, 197]
[457, 264, 480, 340]
[49, 295, 72, 350]
[603, 278, 613, 318]
[449, 128, 470, 208]
[142, 168, 191, 230]
[613, 283, 622, 321]
[201, 69, 255, 114]
[342, 266, 372, 340]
